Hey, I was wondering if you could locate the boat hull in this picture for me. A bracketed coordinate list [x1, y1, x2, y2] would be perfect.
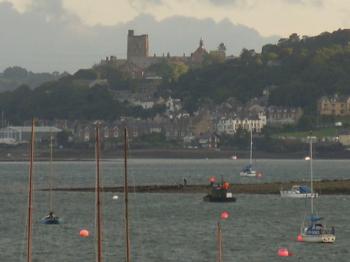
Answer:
[301, 233, 335, 243]
[280, 191, 318, 198]
[240, 171, 256, 177]
[203, 195, 236, 202]
[41, 217, 60, 224]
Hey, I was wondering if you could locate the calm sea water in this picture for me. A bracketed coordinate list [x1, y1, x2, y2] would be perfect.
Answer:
[0, 159, 349, 261]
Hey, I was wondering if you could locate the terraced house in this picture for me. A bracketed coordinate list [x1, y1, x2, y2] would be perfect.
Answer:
[318, 95, 350, 116]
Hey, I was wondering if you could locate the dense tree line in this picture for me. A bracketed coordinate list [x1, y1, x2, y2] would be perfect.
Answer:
[0, 75, 164, 124]
[171, 29, 350, 115]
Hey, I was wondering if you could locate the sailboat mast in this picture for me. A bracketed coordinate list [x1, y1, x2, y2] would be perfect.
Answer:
[95, 125, 103, 262]
[310, 136, 314, 214]
[49, 133, 53, 212]
[216, 222, 222, 262]
[249, 128, 253, 166]
[26, 118, 35, 262]
[124, 127, 131, 262]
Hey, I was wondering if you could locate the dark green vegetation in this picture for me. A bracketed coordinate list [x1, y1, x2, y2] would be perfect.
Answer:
[2, 29, 350, 128]
[0, 66, 63, 92]
[172, 29, 350, 117]
[0, 75, 164, 124]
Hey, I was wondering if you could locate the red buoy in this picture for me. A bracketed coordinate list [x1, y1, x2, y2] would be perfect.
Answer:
[80, 229, 89, 238]
[220, 211, 229, 220]
[278, 248, 292, 257]
[297, 234, 303, 242]
[209, 176, 216, 183]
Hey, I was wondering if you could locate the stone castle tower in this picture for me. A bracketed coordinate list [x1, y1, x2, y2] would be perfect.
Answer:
[127, 30, 149, 60]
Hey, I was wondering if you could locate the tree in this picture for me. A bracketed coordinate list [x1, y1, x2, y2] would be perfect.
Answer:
[3, 66, 28, 79]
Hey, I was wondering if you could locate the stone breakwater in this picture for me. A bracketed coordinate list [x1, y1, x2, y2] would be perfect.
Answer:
[43, 179, 350, 194]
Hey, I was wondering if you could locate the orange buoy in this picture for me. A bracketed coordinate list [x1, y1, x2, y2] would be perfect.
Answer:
[80, 229, 89, 238]
[222, 182, 230, 190]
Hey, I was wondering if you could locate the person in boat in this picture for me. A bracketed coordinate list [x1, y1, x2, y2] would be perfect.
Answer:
[46, 211, 55, 220]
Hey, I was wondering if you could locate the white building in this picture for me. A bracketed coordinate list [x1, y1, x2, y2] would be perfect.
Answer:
[165, 97, 182, 112]
[216, 112, 267, 134]
[0, 126, 62, 143]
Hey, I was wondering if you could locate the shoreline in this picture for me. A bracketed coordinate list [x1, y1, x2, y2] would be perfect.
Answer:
[42, 179, 350, 195]
[2, 148, 350, 161]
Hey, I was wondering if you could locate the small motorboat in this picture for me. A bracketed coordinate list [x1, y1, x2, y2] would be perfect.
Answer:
[280, 185, 318, 198]
[41, 212, 60, 225]
[204, 179, 236, 202]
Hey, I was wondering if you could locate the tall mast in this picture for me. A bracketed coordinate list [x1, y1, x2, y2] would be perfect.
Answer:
[124, 127, 131, 262]
[26, 118, 35, 262]
[310, 136, 314, 214]
[249, 128, 253, 166]
[216, 222, 222, 262]
[95, 124, 103, 262]
[49, 133, 53, 212]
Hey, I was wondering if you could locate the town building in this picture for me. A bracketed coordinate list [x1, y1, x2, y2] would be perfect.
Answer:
[318, 95, 350, 116]
[216, 112, 267, 134]
[127, 29, 149, 60]
[0, 126, 62, 143]
[99, 30, 224, 79]
[337, 130, 350, 146]
[267, 106, 303, 126]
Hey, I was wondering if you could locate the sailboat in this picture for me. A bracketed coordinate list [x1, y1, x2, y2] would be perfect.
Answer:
[240, 128, 261, 177]
[41, 134, 60, 224]
[299, 136, 335, 243]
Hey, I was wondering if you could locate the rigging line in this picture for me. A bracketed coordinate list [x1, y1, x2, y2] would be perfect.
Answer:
[95, 124, 103, 262]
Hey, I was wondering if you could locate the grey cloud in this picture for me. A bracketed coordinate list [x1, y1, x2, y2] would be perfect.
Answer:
[284, 0, 324, 6]
[129, 0, 163, 11]
[0, 1, 278, 73]
[208, 0, 238, 5]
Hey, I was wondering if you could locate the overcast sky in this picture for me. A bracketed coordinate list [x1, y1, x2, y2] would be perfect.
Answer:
[1, 0, 350, 72]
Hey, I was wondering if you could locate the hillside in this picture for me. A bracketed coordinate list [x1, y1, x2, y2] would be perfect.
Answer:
[172, 29, 350, 115]
[2, 29, 350, 126]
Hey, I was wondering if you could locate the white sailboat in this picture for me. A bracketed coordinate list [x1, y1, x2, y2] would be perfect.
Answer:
[299, 136, 335, 243]
[240, 128, 260, 177]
